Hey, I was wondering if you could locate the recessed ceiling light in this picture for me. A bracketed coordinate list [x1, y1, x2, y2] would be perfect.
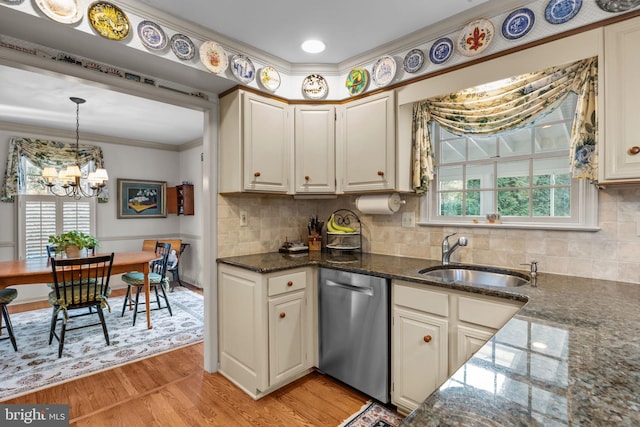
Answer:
[301, 39, 325, 54]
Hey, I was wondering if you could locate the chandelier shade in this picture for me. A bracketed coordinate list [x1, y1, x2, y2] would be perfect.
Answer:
[42, 97, 108, 199]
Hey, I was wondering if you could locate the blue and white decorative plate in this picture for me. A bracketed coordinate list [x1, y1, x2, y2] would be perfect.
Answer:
[429, 37, 454, 65]
[231, 54, 256, 84]
[403, 49, 425, 73]
[170, 34, 196, 60]
[544, 0, 582, 24]
[372, 55, 397, 87]
[137, 20, 167, 50]
[502, 8, 535, 40]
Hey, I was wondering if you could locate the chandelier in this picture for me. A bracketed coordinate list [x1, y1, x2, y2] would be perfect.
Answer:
[41, 97, 108, 199]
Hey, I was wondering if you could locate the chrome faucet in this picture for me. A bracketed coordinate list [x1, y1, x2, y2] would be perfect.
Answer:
[442, 232, 468, 265]
[521, 261, 538, 287]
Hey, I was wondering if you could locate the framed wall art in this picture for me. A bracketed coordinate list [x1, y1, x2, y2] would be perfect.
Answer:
[117, 178, 167, 218]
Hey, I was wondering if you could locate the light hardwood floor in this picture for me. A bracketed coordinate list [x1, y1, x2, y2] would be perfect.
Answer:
[5, 285, 371, 426]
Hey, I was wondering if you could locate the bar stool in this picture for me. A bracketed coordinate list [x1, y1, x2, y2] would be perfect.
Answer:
[0, 288, 18, 351]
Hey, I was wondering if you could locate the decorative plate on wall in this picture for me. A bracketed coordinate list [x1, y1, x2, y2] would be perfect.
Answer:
[457, 18, 494, 56]
[302, 74, 328, 99]
[502, 8, 535, 40]
[137, 20, 167, 50]
[371, 55, 396, 87]
[199, 41, 228, 74]
[170, 33, 196, 60]
[544, 0, 582, 24]
[429, 37, 454, 65]
[259, 66, 281, 92]
[88, 2, 130, 41]
[231, 54, 256, 84]
[345, 68, 368, 96]
[403, 49, 425, 73]
[596, 0, 640, 12]
[34, 0, 82, 24]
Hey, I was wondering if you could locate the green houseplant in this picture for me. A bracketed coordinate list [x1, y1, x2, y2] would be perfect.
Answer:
[48, 230, 98, 258]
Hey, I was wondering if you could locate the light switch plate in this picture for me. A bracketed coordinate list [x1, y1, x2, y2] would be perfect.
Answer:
[240, 210, 248, 227]
[401, 212, 415, 228]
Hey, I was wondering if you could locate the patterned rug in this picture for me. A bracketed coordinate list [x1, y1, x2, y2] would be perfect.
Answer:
[0, 287, 203, 401]
[339, 401, 404, 427]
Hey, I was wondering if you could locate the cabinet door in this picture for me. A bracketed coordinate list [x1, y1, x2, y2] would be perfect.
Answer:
[454, 325, 494, 375]
[603, 17, 640, 182]
[392, 306, 448, 413]
[338, 91, 395, 192]
[294, 105, 336, 193]
[243, 92, 292, 192]
[218, 266, 267, 395]
[268, 290, 308, 386]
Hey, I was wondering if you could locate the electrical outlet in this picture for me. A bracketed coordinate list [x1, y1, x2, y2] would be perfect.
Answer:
[401, 212, 415, 228]
[240, 210, 248, 227]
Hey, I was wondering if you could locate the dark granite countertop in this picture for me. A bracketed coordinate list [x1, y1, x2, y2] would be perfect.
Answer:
[217, 252, 640, 426]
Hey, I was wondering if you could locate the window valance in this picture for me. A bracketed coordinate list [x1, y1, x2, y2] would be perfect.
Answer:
[1, 137, 108, 202]
[412, 56, 598, 193]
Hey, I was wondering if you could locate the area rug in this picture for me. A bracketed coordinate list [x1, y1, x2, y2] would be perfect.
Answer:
[339, 401, 404, 427]
[0, 287, 203, 401]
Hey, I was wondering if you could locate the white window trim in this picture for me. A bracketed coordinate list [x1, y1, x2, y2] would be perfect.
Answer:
[419, 178, 598, 231]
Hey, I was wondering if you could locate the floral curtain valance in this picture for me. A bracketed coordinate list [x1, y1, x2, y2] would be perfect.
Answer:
[412, 56, 598, 193]
[1, 137, 108, 202]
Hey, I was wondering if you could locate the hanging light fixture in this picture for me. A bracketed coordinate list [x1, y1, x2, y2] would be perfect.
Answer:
[41, 97, 108, 199]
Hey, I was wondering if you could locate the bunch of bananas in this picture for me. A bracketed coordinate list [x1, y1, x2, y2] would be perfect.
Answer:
[327, 214, 356, 233]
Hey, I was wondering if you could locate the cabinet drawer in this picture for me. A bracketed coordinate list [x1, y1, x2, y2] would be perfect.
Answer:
[268, 271, 307, 296]
[394, 284, 448, 317]
[458, 296, 520, 329]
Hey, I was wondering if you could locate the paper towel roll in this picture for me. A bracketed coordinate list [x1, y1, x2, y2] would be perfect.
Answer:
[355, 194, 404, 215]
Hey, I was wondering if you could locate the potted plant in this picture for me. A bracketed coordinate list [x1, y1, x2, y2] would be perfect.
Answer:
[48, 230, 98, 258]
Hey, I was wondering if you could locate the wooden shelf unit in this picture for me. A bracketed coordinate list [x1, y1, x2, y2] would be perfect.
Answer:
[167, 184, 194, 215]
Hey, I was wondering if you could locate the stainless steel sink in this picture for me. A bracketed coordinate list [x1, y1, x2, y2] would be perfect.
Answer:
[418, 265, 530, 288]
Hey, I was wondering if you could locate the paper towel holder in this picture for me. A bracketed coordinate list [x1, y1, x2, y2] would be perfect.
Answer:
[355, 193, 406, 215]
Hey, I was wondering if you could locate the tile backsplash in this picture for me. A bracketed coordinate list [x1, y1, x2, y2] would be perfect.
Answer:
[218, 186, 640, 284]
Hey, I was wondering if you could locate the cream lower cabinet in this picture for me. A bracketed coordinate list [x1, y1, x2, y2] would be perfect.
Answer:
[218, 264, 314, 399]
[392, 282, 449, 414]
[602, 16, 640, 183]
[392, 280, 523, 414]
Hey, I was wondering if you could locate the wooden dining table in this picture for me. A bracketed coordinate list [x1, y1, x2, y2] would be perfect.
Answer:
[0, 251, 160, 329]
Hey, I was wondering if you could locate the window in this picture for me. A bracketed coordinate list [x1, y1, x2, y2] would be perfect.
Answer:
[421, 93, 598, 230]
[17, 157, 96, 260]
[19, 195, 95, 259]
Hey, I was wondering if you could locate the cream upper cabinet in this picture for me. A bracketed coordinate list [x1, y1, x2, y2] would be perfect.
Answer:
[218, 264, 314, 399]
[602, 16, 640, 183]
[219, 90, 293, 193]
[294, 105, 336, 193]
[337, 91, 396, 192]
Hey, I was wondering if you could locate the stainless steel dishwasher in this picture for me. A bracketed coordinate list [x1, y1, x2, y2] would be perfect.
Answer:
[318, 267, 390, 403]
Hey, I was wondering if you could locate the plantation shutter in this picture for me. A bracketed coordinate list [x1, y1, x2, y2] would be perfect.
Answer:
[20, 196, 95, 259]
[24, 199, 57, 259]
[62, 200, 91, 234]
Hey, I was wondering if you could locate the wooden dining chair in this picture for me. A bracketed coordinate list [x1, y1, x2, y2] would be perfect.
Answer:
[121, 242, 172, 326]
[0, 288, 18, 351]
[49, 253, 114, 358]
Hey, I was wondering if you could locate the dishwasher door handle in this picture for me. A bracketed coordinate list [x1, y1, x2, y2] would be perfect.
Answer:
[324, 279, 374, 296]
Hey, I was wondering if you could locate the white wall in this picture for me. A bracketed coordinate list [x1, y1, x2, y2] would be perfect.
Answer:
[0, 127, 203, 302]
